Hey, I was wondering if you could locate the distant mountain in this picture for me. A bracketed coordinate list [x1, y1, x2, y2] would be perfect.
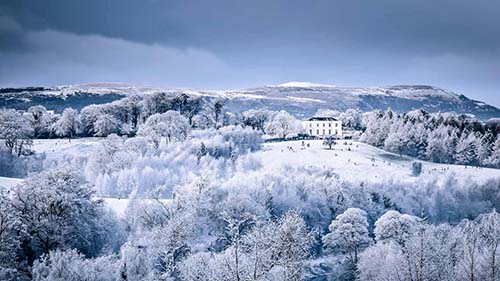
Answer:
[218, 83, 500, 119]
[1, 82, 499, 119]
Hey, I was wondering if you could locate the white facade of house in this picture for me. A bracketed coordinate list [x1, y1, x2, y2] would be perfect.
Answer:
[303, 117, 342, 138]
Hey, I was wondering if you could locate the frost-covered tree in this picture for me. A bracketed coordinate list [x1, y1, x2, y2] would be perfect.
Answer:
[338, 109, 363, 130]
[52, 108, 80, 139]
[486, 135, 500, 167]
[323, 208, 371, 264]
[219, 212, 255, 281]
[121, 94, 143, 129]
[85, 134, 136, 184]
[118, 210, 193, 280]
[358, 242, 405, 281]
[254, 212, 312, 280]
[179, 212, 312, 281]
[426, 125, 458, 164]
[93, 114, 122, 137]
[32, 249, 118, 281]
[0, 190, 24, 280]
[213, 99, 225, 128]
[477, 211, 500, 281]
[11, 169, 116, 266]
[137, 110, 191, 146]
[323, 135, 336, 149]
[455, 132, 479, 166]
[361, 222, 461, 281]
[410, 161, 423, 176]
[477, 131, 494, 166]
[179, 252, 221, 281]
[359, 111, 392, 147]
[192, 108, 216, 129]
[265, 110, 302, 139]
[384, 120, 407, 157]
[458, 220, 482, 281]
[374, 210, 420, 246]
[242, 109, 271, 133]
[0, 108, 34, 157]
[79, 105, 103, 136]
[27, 105, 53, 138]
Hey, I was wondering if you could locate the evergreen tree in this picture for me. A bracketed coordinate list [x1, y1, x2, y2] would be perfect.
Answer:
[455, 132, 479, 166]
[486, 135, 500, 167]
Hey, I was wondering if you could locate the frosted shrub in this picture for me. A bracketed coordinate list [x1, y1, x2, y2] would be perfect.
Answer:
[32, 249, 118, 281]
[410, 161, 422, 176]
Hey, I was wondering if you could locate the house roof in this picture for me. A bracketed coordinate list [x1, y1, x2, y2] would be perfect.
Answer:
[307, 116, 338, 121]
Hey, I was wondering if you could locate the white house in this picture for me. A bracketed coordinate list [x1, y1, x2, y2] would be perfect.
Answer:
[303, 117, 342, 138]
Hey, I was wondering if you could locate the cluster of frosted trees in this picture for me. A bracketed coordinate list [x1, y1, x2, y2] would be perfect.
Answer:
[0, 97, 307, 179]
[3, 97, 500, 280]
[0, 95, 305, 157]
[3, 131, 500, 281]
[0, 169, 122, 281]
[0, 93, 222, 143]
[87, 126, 263, 198]
[358, 210, 500, 281]
[360, 109, 500, 167]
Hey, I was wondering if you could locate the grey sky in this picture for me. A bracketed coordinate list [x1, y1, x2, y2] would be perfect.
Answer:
[1, 0, 499, 106]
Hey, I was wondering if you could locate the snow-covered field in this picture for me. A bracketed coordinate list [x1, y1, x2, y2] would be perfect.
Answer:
[257, 140, 500, 184]
[32, 138, 102, 161]
[0, 176, 23, 189]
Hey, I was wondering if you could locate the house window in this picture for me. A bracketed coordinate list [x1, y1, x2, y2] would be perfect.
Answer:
[323, 129, 325, 135]
[317, 130, 319, 134]
[335, 130, 338, 134]
[329, 129, 331, 134]
[309, 130, 312, 134]
[323, 123, 325, 127]
[335, 123, 338, 127]
[317, 123, 319, 127]
[329, 123, 331, 127]
[309, 123, 312, 127]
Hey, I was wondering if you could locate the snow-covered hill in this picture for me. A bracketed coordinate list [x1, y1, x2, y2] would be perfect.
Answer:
[257, 140, 500, 184]
[1, 82, 499, 119]
[221, 83, 500, 119]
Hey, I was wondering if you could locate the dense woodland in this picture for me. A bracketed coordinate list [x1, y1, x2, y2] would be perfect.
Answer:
[1, 94, 500, 280]
[360, 109, 500, 168]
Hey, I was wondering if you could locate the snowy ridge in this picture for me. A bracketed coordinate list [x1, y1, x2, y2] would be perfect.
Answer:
[1, 82, 499, 119]
[277, 81, 337, 88]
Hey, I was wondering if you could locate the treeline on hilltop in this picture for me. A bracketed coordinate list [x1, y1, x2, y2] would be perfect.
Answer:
[0, 92, 305, 177]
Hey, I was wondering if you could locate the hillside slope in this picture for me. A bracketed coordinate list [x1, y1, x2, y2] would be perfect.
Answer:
[1, 82, 499, 119]
[220, 83, 500, 119]
[257, 140, 500, 184]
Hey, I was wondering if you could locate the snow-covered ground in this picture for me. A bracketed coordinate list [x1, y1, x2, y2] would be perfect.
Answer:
[0, 176, 23, 189]
[33, 138, 102, 160]
[256, 140, 500, 184]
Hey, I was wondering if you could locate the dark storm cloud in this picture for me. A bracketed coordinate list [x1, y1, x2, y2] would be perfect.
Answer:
[3, 0, 499, 55]
[0, 0, 499, 106]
